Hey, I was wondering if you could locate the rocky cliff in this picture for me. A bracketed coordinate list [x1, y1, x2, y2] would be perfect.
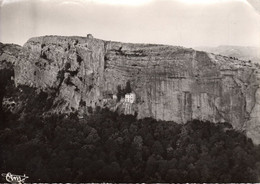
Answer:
[2, 35, 260, 144]
[0, 43, 21, 117]
[0, 42, 21, 70]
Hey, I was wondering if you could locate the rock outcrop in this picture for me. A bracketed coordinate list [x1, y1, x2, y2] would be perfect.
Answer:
[2, 36, 260, 144]
[0, 43, 21, 115]
[0, 42, 21, 70]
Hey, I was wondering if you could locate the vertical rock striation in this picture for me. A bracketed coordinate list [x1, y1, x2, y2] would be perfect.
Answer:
[6, 35, 260, 144]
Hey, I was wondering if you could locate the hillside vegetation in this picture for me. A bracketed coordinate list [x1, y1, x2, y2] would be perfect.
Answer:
[0, 84, 260, 182]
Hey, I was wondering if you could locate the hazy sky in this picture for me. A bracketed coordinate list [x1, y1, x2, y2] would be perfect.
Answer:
[0, 0, 260, 47]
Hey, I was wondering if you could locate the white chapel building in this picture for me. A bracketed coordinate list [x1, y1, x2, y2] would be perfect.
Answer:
[125, 93, 136, 103]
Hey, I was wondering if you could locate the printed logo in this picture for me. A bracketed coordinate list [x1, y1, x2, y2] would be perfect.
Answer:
[1, 172, 29, 184]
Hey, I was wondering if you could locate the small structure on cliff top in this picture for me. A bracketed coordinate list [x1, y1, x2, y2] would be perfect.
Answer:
[87, 34, 93, 39]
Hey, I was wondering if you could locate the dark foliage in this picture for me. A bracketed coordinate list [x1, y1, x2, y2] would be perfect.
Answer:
[116, 81, 132, 101]
[1, 108, 260, 182]
[0, 85, 260, 182]
[0, 68, 14, 126]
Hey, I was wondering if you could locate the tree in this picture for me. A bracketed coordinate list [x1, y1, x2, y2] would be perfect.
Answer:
[152, 141, 164, 156]
[125, 81, 132, 93]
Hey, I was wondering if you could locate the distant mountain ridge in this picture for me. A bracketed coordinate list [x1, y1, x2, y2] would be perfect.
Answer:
[195, 45, 260, 63]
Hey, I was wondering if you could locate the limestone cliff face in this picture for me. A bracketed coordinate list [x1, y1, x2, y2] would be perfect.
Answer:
[12, 36, 260, 144]
[0, 42, 21, 70]
[0, 43, 21, 116]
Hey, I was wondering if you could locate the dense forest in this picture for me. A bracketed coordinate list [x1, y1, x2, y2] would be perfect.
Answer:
[0, 84, 260, 182]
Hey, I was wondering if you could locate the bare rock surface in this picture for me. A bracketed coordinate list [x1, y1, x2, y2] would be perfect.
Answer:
[0, 42, 21, 70]
[1, 36, 260, 144]
[0, 43, 21, 117]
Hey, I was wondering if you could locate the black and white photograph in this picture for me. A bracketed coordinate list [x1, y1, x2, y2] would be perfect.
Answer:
[0, 0, 260, 182]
